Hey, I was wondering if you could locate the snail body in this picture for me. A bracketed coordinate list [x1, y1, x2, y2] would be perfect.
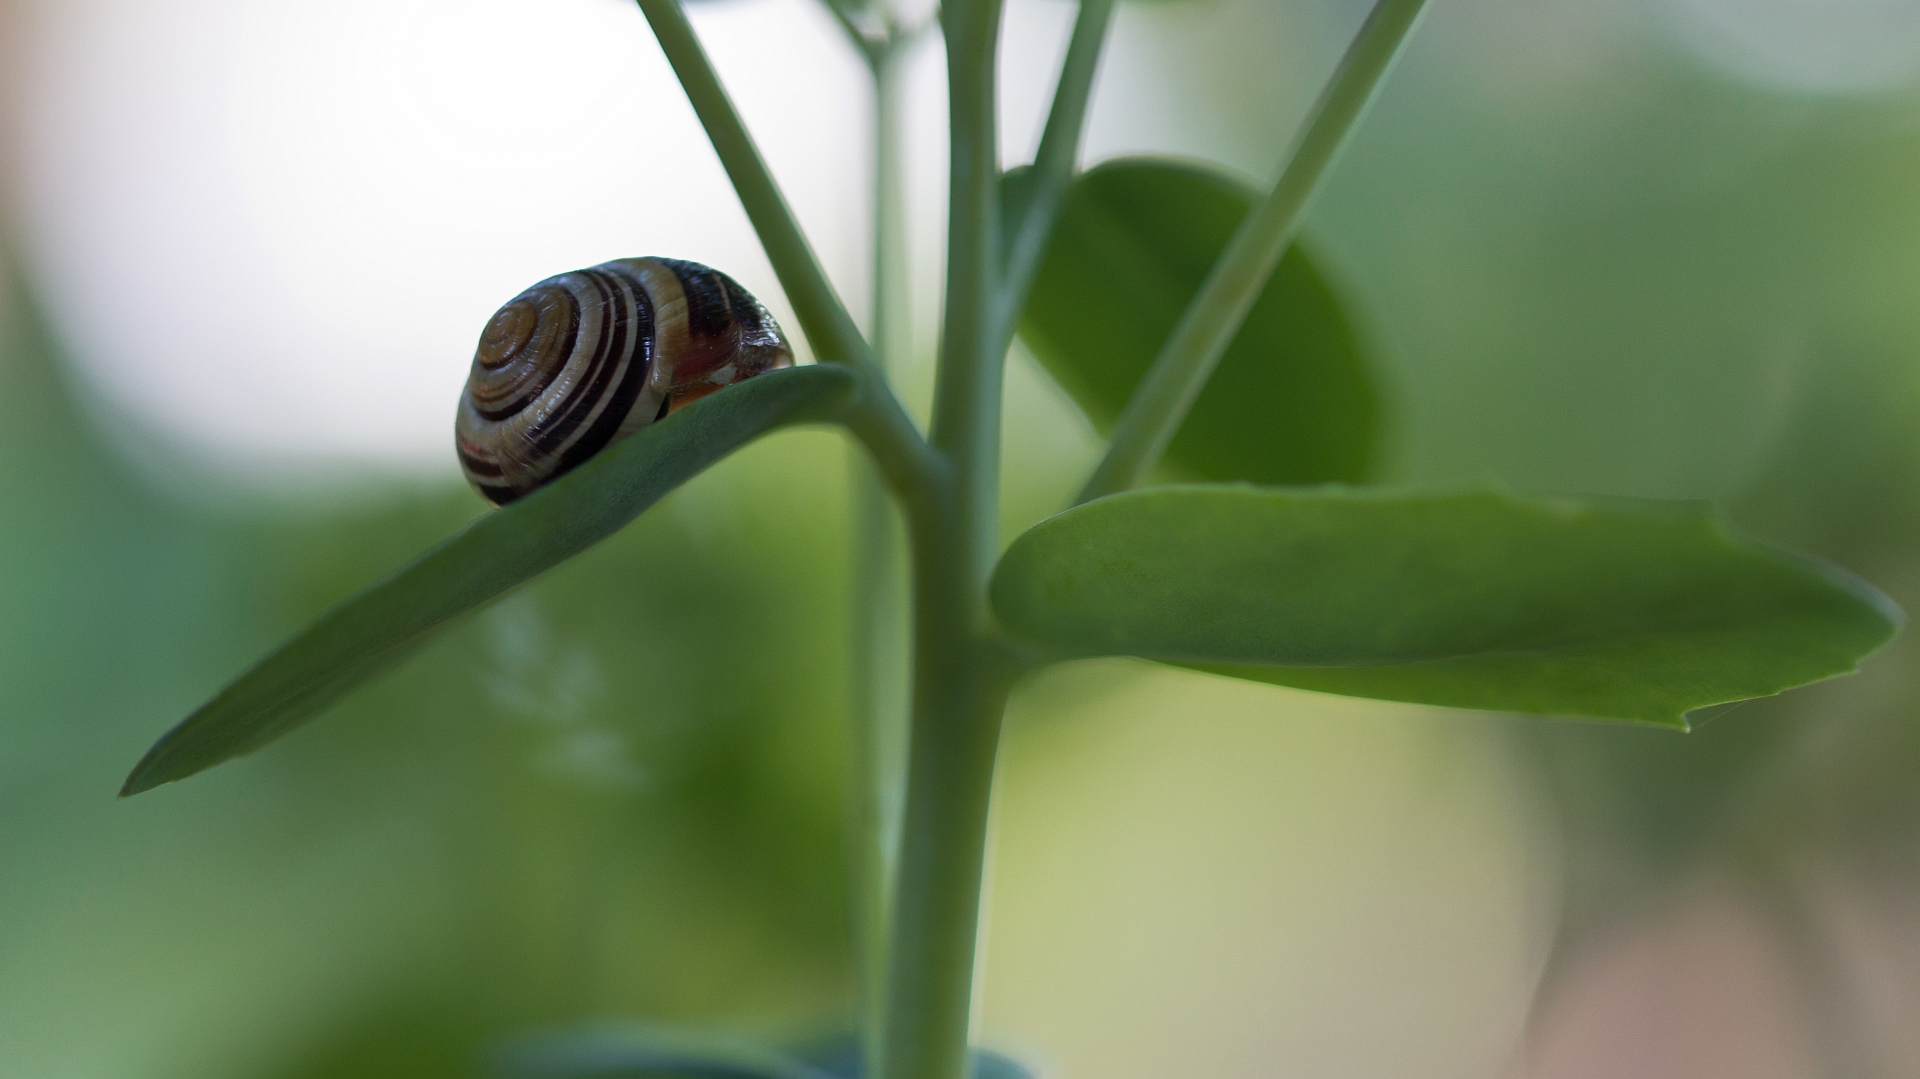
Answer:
[456, 257, 792, 505]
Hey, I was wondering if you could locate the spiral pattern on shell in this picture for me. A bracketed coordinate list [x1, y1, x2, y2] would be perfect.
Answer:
[456, 257, 792, 505]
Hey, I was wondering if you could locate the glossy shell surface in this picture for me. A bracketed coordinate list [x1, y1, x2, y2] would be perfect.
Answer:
[456, 257, 791, 504]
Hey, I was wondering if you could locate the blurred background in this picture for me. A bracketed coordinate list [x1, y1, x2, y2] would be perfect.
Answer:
[4, 0, 1920, 1076]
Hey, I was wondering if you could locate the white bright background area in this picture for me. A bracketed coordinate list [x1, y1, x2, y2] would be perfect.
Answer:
[16, 0, 1919, 488]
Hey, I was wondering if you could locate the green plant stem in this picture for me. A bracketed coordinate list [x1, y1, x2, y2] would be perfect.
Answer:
[837, 376, 983, 1079]
[848, 28, 916, 1079]
[869, 41, 913, 383]
[927, 0, 1007, 591]
[634, 0, 880, 380]
[631, 36, 947, 1042]
[849, 451, 902, 1071]
[878, 4, 1011, 1079]
[827, 1, 889, 66]
[882, 622, 1017, 1079]
[1076, 0, 1428, 504]
[633, 0, 938, 510]
[992, 0, 1115, 354]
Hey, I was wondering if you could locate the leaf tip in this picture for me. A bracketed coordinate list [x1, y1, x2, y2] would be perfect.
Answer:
[120, 722, 206, 797]
[118, 748, 170, 798]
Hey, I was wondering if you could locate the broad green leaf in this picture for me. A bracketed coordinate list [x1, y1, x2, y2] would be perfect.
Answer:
[989, 486, 1901, 727]
[1015, 157, 1379, 486]
[122, 365, 858, 796]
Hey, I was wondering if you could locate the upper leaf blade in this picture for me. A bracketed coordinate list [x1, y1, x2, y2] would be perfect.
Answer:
[122, 365, 858, 796]
[989, 486, 1901, 726]
[1015, 157, 1380, 486]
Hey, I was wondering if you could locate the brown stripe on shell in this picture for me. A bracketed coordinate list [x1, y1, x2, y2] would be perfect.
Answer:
[659, 258, 735, 338]
[476, 482, 522, 505]
[553, 271, 658, 473]
[456, 445, 504, 477]
[456, 257, 791, 506]
[524, 270, 633, 459]
[468, 284, 581, 422]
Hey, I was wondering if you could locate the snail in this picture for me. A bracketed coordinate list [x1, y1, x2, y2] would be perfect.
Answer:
[456, 257, 793, 505]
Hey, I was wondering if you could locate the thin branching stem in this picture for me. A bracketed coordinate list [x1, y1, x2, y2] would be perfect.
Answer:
[635, 0, 879, 378]
[633, 0, 938, 506]
[992, 0, 1116, 353]
[826, 0, 891, 67]
[1076, 0, 1429, 504]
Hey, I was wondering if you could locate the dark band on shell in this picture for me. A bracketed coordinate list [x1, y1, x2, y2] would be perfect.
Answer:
[456, 257, 792, 505]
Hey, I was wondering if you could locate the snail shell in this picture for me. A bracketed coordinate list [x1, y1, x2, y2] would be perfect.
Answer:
[456, 257, 792, 505]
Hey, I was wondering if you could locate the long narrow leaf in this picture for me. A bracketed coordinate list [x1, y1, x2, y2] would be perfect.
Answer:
[122, 365, 858, 796]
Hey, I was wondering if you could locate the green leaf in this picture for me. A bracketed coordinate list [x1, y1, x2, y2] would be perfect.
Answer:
[989, 486, 1901, 726]
[122, 365, 858, 796]
[1014, 157, 1379, 486]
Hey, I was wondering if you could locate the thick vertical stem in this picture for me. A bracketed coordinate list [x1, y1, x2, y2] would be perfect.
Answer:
[927, 0, 1007, 590]
[883, 601, 1014, 1079]
[883, 4, 1010, 1079]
